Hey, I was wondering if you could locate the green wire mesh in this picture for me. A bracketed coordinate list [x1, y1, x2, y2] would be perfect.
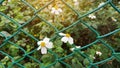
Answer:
[0, 0, 120, 68]
[0, 0, 4, 4]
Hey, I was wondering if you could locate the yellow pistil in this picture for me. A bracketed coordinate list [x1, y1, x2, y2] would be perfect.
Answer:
[62, 17, 64, 21]
[40, 42, 46, 47]
[54, 6, 58, 10]
[66, 34, 71, 38]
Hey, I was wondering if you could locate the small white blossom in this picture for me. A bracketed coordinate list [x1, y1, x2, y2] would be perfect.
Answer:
[37, 37, 53, 54]
[48, 20, 53, 23]
[98, 2, 105, 8]
[93, 56, 96, 59]
[74, 2, 79, 6]
[118, 1, 120, 4]
[70, 46, 81, 51]
[59, 33, 74, 45]
[73, 0, 79, 6]
[88, 14, 96, 19]
[96, 51, 102, 56]
[90, 55, 96, 59]
[111, 17, 117, 22]
[73, 0, 78, 2]
[8, 0, 11, 2]
[51, 6, 62, 15]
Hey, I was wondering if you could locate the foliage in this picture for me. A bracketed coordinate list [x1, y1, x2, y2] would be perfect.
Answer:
[0, 0, 120, 68]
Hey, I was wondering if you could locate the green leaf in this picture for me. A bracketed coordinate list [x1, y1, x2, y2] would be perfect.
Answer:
[55, 47, 64, 53]
[41, 54, 54, 66]
[83, 58, 89, 67]
[0, 6, 7, 11]
[24, 62, 39, 68]
[0, 65, 3, 68]
[0, 22, 4, 26]
[74, 53, 84, 62]
[10, 45, 19, 56]
[54, 39, 63, 46]
[7, 61, 12, 67]
[71, 58, 84, 68]
[0, 62, 4, 68]
[1, 56, 10, 65]
[53, 63, 63, 68]
[89, 49, 95, 55]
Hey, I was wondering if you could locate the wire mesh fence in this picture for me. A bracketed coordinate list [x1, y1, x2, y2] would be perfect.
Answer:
[0, 0, 120, 68]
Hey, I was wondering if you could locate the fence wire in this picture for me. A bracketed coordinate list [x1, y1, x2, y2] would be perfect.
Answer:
[0, 0, 120, 68]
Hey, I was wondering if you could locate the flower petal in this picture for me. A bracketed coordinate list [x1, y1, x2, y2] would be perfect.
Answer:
[98, 2, 105, 7]
[37, 41, 42, 45]
[96, 51, 102, 56]
[51, 7, 55, 10]
[70, 48, 74, 51]
[37, 46, 41, 50]
[74, 2, 79, 6]
[46, 42, 53, 49]
[55, 11, 59, 15]
[41, 47, 47, 54]
[76, 46, 81, 48]
[61, 37, 68, 43]
[59, 33, 66, 36]
[58, 8, 62, 12]
[73, 0, 78, 2]
[68, 37, 74, 44]
[43, 37, 50, 43]
[51, 10, 55, 14]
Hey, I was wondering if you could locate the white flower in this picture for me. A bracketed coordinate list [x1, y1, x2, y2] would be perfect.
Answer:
[48, 20, 53, 23]
[51, 6, 62, 15]
[96, 51, 102, 56]
[37, 37, 53, 54]
[88, 14, 96, 19]
[8, 0, 11, 2]
[70, 46, 81, 51]
[98, 2, 105, 8]
[90, 55, 96, 59]
[111, 17, 117, 22]
[118, 1, 120, 4]
[93, 56, 96, 59]
[59, 33, 74, 44]
[73, 0, 78, 2]
[73, 0, 79, 6]
[74, 2, 79, 6]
